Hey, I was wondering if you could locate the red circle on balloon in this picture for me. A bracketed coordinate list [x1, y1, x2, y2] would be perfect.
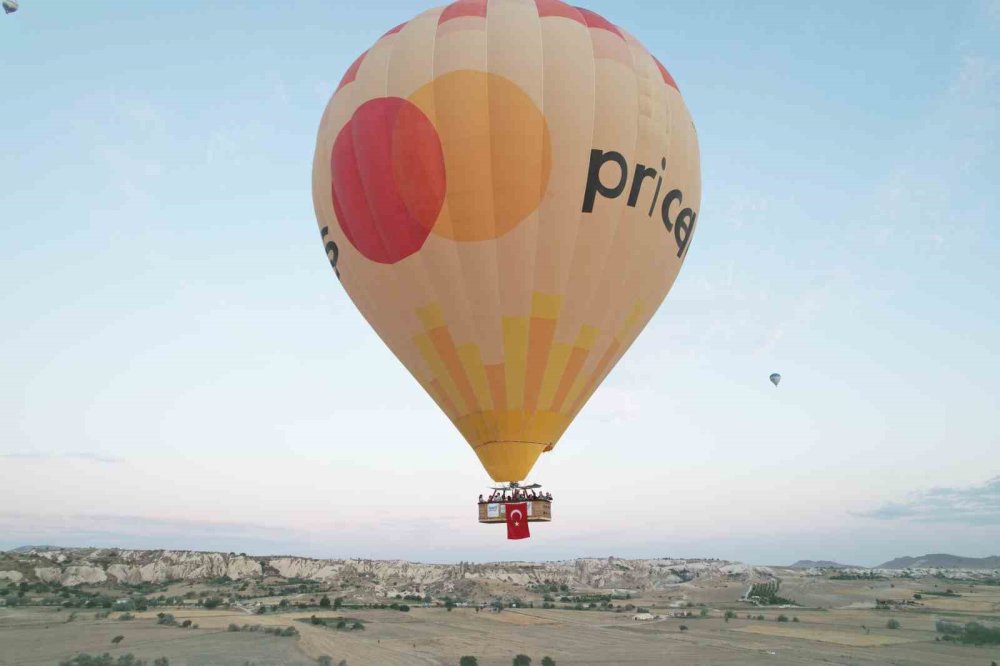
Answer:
[330, 97, 446, 264]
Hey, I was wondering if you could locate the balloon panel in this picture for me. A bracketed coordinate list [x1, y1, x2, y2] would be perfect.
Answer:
[313, 0, 701, 481]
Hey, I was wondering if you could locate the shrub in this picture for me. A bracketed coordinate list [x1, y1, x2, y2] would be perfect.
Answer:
[202, 597, 223, 609]
[60, 654, 165, 666]
[679, 625, 688, 632]
[119, 613, 134, 621]
[320, 595, 331, 608]
[459, 658, 479, 666]
[180, 620, 192, 628]
[512, 656, 532, 666]
[317, 658, 333, 666]
[936, 620, 963, 636]
[724, 610, 736, 622]
[156, 613, 176, 626]
[886, 619, 900, 630]
[937, 621, 1000, 645]
[351, 621, 364, 631]
[776, 615, 789, 622]
[792, 617, 799, 623]
[228, 623, 240, 632]
[699, 608, 709, 618]
[111, 636, 124, 647]
[541, 658, 555, 666]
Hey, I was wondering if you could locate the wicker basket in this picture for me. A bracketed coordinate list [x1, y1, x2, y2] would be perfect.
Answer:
[478, 500, 552, 523]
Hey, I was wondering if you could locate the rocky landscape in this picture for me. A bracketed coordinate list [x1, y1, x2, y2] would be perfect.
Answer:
[3, 547, 1000, 665]
[0, 547, 775, 597]
[4, 548, 998, 593]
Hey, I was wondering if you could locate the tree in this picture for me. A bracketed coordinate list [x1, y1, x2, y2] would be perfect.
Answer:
[776, 615, 789, 622]
[333, 597, 344, 610]
[513, 656, 532, 666]
[317, 657, 333, 666]
[320, 595, 331, 608]
[460, 658, 479, 666]
[699, 608, 709, 618]
[111, 635, 124, 647]
[886, 619, 901, 630]
[679, 625, 689, 632]
[445, 600, 456, 612]
[724, 610, 736, 622]
[541, 658, 556, 666]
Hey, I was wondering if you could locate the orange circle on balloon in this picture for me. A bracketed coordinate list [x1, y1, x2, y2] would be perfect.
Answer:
[407, 70, 552, 242]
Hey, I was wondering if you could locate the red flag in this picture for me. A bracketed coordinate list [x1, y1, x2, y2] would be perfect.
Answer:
[505, 502, 530, 540]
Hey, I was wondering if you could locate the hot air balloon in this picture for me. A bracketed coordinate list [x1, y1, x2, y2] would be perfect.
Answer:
[770, 373, 781, 387]
[3, 0, 19, 15]
[312, 0, 701, 517]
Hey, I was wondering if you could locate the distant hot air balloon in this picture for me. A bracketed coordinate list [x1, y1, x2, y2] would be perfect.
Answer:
[312, 0, 701, 486]
[770, 373, 781, 387]
[3, 0, 19, 15]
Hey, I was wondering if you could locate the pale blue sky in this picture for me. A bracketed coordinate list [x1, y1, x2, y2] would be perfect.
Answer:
[2, 1, 998, 565]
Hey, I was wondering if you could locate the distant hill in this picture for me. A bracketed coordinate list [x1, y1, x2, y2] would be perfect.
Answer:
[877, 554, 1000, 569]
[7, 545, 62, 553]
[788, 560, 858, 569]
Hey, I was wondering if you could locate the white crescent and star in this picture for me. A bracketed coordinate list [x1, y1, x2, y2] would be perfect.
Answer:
[510, 509, 523, 526]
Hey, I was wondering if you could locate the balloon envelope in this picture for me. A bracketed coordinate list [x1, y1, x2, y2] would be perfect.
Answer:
[770, 373, 781, 387]
[313, 0, 701, 481]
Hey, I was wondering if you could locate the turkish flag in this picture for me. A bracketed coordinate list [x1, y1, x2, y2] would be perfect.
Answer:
[505, 502, 530, 540]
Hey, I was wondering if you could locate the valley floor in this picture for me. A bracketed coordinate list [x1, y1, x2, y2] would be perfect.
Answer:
[3, 594, 1000, 666]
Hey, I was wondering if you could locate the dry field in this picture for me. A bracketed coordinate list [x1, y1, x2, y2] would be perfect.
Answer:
[3, 578, 1000, 665]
